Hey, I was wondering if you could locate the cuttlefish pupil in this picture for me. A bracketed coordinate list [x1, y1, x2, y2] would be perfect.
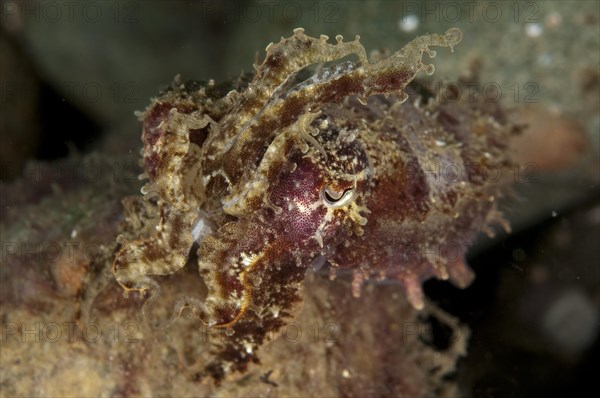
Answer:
[321, 186, 357, 208]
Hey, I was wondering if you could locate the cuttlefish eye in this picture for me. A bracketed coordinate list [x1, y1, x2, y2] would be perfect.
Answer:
[321, 186, 357, 209]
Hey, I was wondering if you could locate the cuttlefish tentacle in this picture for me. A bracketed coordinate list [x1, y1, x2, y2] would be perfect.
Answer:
[170, 218, 306, 332]
[113, 207, 196, 306]
[220, 29, 463, 193]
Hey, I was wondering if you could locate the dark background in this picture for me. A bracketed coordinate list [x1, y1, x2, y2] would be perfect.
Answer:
[1, 1, 599, 396]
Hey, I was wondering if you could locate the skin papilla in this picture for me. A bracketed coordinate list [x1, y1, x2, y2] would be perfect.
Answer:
[113, 28, 514, 382]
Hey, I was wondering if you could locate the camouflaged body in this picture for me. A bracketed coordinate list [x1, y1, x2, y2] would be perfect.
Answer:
[113, 28, 513, 381]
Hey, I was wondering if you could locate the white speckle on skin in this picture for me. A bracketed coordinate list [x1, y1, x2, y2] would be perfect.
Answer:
[240, 252, 256, 267]
[294, 198, 320, 214]
[191, 214, 213, 244]
[271, 305, 280, 318]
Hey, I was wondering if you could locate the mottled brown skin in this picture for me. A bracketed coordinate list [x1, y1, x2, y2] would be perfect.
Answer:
[327, 95, 512, 306]
[113, 28, 512, 381]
